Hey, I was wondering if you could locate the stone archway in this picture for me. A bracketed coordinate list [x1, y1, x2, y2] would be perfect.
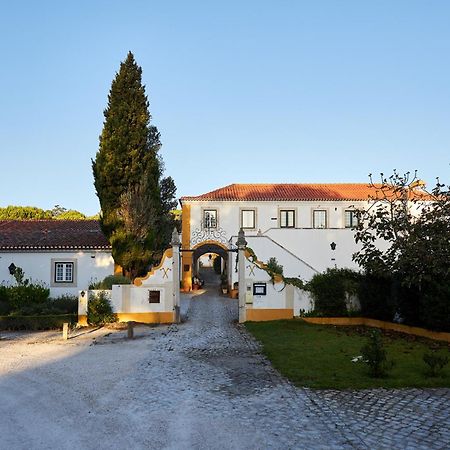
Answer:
[181, 240, 229, 291]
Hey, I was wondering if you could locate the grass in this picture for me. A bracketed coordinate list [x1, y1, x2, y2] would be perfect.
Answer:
[245, 319, 450, 389]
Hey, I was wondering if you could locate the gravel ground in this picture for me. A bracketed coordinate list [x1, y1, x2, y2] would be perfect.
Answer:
[0, 281, 449, 450]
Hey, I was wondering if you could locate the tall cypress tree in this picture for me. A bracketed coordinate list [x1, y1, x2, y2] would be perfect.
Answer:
[93, 52, 176, 278]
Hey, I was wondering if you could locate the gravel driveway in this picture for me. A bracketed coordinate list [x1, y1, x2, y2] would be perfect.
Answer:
[0, 286, 449, 449]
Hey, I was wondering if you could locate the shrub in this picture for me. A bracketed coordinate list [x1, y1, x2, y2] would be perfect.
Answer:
[6, 283, 50, 311]
[0, 286, 12, 315]
[266, 257, 283, 276]
[89, 274, 131, 290]
[307, 268, 360, 317]
[0, 314, 77, 330]
[423, 352, 449, 377]
[419, 279, 450, 332]
[47, 295, 78, 314]
[360, 329, 393, 378]
[87, 291, 117, 326]
[357, 274, 395, 321]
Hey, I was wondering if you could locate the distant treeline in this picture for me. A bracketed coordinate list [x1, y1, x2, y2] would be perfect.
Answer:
[0, 205, 98, 220]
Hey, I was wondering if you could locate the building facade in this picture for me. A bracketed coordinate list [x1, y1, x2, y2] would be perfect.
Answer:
[0, 220, 114, 297]
[179, 183, 389, 291]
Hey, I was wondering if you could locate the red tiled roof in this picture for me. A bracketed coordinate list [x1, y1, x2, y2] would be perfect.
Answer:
[0, 220, 111, 250]
[180, 183, 382, 202]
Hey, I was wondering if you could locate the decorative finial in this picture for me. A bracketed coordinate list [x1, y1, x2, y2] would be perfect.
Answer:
[170, 228, 180, 246]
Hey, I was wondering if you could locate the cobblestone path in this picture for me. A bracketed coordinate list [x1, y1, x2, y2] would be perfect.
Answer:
[1, 285, 449, 449]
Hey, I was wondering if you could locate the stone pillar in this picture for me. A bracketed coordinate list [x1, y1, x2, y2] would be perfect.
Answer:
[236, 228, 247, 323]
[171, 228, 181, 324]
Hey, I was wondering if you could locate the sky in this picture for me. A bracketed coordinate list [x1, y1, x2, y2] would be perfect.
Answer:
[0, 0, 449, 215]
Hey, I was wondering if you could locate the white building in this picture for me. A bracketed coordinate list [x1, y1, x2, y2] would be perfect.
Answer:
[0, 220, 114, 297]
[179, 183, 387, 290]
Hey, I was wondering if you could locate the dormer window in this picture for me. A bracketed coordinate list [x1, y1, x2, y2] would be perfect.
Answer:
[203, 210, 217, 229]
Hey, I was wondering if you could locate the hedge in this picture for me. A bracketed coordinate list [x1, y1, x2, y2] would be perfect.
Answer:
[0, 314, 77, 330]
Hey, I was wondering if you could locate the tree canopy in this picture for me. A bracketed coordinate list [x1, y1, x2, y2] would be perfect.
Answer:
[0, 205, 89, 220]
[92, 52, 176, 278]
[353, 171, 450, 331]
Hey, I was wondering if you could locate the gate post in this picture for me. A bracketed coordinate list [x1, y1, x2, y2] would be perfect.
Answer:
[236, 228, 247, 323]
[171, 228, 181, 323]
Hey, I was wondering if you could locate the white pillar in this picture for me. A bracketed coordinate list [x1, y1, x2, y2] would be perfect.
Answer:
[171, 228, 181, 324]
[237, 229, 247, 323]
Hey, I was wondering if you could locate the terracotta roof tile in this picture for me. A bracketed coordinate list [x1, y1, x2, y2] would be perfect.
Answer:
[0, 220, 111, 250]
[180, 183, 382, 202]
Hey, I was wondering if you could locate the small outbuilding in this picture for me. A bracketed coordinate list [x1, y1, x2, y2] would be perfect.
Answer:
[0, 220, 114, 297]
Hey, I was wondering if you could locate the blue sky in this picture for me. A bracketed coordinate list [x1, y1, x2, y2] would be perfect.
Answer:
[1, 1, 449, 215]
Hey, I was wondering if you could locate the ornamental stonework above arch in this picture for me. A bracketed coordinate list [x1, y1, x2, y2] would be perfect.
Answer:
[190, 227, 228, 247]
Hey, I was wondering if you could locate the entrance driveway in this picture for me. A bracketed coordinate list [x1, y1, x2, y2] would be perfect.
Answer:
[0, 287, 449, 449]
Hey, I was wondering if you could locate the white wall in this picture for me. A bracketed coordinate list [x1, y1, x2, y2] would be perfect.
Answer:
[0, 250, 114, 297]
[186, 199, 391, 280]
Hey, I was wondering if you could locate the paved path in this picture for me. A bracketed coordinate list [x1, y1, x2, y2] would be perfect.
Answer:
[0, 286, 449, 449]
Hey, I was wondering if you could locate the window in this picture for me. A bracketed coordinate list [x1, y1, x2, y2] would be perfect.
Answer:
[148, 290, 161, 303]
[241, 209, 256, 229]
[253, 283, 267, 296]
[313, 210, 327, 228]
[55, 262, 74, 283]
[344, 210, 359, 228]
[203, 210, 217, 229]
[280, 210, 295, 228]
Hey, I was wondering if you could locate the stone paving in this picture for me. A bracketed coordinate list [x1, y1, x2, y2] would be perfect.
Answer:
[119, 285, 450, 449]
[1, 281, 449, 449]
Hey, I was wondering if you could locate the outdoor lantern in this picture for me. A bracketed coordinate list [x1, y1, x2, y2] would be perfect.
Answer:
[8, 263, 16, 275]
[330, 242, 336, 251]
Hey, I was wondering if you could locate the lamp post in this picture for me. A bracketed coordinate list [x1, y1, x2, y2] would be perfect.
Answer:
[236, 228, 247, 323]
[330, 242, 337, 268]
[171, 228, 181, 324]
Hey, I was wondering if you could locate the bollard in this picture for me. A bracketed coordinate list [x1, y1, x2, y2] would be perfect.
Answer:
[62, 323, 69, 340]
[127, 321, 134, 339]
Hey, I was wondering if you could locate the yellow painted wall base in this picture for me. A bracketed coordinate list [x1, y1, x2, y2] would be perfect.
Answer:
[116, 312, 174, 324]
[78, 315, 88, 326]
[246, 308, 294, 322]
[77, 312, 174, 326]
[302, 317, 450, 343]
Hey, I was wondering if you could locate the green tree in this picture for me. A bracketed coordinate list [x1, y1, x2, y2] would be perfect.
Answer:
[92, 52, 176, 278]
[353, 171, 450, 330]
[0, 206, 52, 220]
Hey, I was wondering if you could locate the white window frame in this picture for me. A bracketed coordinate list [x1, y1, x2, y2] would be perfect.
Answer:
[344, 210, 359, 228]
[280, 209, 296, 228]
[203, 209, 217, 229]
[240, 209, 256, 230]
[55, 262, 73, 283]
[51, 258, 77, 287]
[313, 210, 327, 229]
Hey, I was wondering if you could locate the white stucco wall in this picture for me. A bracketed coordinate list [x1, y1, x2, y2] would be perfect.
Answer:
[0, 250, 114, 297]
[186, 199, 392, 281]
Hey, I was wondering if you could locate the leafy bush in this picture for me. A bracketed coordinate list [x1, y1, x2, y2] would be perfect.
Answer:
[423, 352, 449, 377]
[419, 279, 450, 332]
[357, 274, 395, 321]
[5, 283, 50, 311]
[266, 257, 283, 276]
[0, 314, 76, 330]
[307, 268, 360, 316]
[48, 294, 78, 314]
[87, 291, 117, 326]
[360, 330, 393, 378]
[89, 274, 131, 290]
[0, 286, 12, 315]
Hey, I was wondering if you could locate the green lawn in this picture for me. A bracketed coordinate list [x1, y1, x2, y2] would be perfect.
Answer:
[245, 319, 450, 389]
